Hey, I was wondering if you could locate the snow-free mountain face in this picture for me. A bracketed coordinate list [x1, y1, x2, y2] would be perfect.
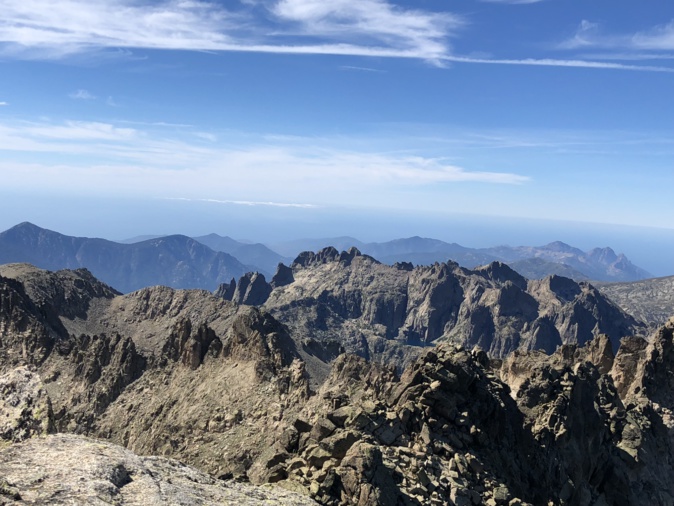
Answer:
[0, 223, 249, 293]
[596, 275, 674, 329]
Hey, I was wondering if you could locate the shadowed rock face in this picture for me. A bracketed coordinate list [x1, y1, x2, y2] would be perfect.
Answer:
[1, 263, 672, 506]
[217, 248, 645, 366]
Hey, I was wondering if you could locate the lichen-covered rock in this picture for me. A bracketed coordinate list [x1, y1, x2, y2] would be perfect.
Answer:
[0, 367, 54, 443]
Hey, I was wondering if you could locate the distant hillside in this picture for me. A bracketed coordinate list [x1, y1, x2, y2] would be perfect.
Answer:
[596, 275, 674, 327]
[0, 222, 248, 293]
[270, 237, 651, 282]
[193, 233, 291, 277]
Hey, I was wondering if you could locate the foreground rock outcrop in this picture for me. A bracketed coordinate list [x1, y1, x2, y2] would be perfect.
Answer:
[250, 320, 674, 505]
[0, 367, 55, 443]
[0, 434, 319, 505]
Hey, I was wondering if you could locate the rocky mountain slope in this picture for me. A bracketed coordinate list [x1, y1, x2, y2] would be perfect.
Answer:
[596, 275, 674, 328]
[0, 222, 248, 293]
[0, 262, 673, 504]
[218, 248, 645, 367]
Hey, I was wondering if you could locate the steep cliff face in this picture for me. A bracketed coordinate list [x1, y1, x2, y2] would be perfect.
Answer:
[216, 248, 645, 365]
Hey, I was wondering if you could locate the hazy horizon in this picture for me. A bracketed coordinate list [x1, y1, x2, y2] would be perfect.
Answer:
[1, 1, 672, 276]
[1, 194, 672, 277]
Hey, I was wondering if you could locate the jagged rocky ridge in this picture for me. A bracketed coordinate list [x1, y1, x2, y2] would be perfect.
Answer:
[0, 262, 672, 505]
[218, 247, 645, 368]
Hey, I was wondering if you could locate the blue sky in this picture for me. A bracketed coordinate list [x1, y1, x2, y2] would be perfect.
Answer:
[0, 0, 673, 258]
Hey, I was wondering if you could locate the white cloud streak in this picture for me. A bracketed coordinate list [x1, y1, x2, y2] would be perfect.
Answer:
[270, 0, 460, 63]
[0, 102, 7, 106]
[443, 55, 674, 72]
[339, 65, 385, 72]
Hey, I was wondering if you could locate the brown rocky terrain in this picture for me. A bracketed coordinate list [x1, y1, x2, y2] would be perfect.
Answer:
[0, 368, 316, 505]
[596, 275, 674, 329]
[0, 261, 672, 505]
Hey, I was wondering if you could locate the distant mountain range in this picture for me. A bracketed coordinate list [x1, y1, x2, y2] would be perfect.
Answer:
[0, 222, 248, 293]
[0, 223, 653, 294]
[270, 236, 651, 282]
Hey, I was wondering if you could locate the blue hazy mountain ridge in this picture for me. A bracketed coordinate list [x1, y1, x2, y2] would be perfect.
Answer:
[271, 237, 651, 282]
[0, 223, 249, 293]
[192, 233, 292, 278]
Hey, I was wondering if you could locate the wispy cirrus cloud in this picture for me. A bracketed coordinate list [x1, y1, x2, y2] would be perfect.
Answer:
[561, 19, 674, 55]
[69, 89, 96, 100]
[2, 0, 668, 72]
[339, 65, 385, 72]
[0, 0, 460, 63]
[270, 0, 460, 64]
[0, 102, 8, 106]
[444, 55, 674, 73]
[0, 117, 530, 207]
